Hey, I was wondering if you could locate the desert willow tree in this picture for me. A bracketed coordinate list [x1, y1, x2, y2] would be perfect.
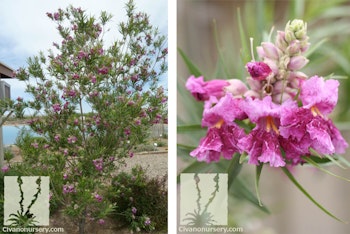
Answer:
[15, 0, 167, 233]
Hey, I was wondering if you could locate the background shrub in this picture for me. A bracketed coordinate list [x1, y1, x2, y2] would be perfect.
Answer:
[107, 166, 167, 232]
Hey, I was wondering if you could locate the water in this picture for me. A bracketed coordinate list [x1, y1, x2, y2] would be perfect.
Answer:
[2, 125, 30, 145]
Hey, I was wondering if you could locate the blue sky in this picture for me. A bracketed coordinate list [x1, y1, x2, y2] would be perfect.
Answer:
[0, 0, 168, 102]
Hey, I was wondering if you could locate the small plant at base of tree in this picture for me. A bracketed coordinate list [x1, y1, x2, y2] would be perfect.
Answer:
[107, 166, 167, 232]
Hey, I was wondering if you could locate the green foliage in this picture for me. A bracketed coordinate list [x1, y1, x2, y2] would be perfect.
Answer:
[0, 173, 5, 230]
[155, 140, 167, 147]
[107, 166, 167, 232]
[0, 97, 27, 127]
[134, 144, 156, 152]
[4, 148, 14, 162]
[11, 1, 167, 233]
[15, 128, 47, 164]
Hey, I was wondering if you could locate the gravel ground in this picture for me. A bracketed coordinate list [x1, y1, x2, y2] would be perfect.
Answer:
[5, 146, 168, 234]
[6, 145, 168, 179]
[119, 150, 168, 178]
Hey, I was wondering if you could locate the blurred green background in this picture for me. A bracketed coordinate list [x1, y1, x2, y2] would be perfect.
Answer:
[177, 1, 350, 234]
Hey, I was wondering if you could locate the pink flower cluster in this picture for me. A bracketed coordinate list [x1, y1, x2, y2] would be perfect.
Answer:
[63, 184, 76, 194]
[93, 158, 104, 171]
[93, 193, 103, 202]
[186, 20, 348, 167]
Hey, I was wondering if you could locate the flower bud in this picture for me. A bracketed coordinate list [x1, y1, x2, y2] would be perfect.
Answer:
[246, 61, 272, 81]
[276, 31, 288, 50]
[263, 58, 279, 74]
[300, 41, 310, 53]
[224, 79, 248, 97]
[256, 46, 265, 59]
[272, 92, 291, 103]
[261, 42, 280, 60]
[273, 80, 285, 94]
[285, 19, 307, 42]
[287, 71, 307, 88]
[286, 40, 301, 55]
[279, 55, 291, 70]
[246, 77, 263, 91]
[244, 90, 260, 98]
[288, 55, 309, 70]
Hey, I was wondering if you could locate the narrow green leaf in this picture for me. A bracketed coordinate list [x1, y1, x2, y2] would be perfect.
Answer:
[324, 154, 346, 169]
[305, 156, 331, 164]
[227, 154, 242, 189]
[316, 6, 350, 20]
[177, 144, 195, 160]
[282, 167, 346, 222]
[230, 177, 270, 214]
[239, 152, 248, 164]
[256, 0, 265, 37]
[177, 79, 204, 124]
[237, 8, 250, 64]
[305, 38, 328, 58]
[319, 46, 350, 73]
[337, 155, 350, 168]
[309, 148, 345, 168]
[180, 160, 210, 174]
[293, 0, 305, 19]
[324, 73, 348, 80]
[177, 143, 196, 152]
[302, 157, 350, 182]
[255, 164, 263, 206]
[178, 48, 202, 77]
[213, 19, 230, 78]
[177, 124, 204, 133]
[309, 147, 322, 158]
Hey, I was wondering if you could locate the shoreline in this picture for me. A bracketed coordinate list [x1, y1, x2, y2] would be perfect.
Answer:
[2, 119, 28, 126]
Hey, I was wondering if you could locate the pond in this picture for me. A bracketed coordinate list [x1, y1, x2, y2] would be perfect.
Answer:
[2, 125, 30, 146]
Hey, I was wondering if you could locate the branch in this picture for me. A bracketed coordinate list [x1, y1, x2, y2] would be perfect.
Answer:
[0, 110, 14, 127]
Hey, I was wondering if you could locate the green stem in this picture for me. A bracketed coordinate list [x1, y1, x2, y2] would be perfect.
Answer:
[0, 110, 14, 127]
[281, 167, 346, 223]
[227, 154, 242, 189]
[255, 164, 263, 206]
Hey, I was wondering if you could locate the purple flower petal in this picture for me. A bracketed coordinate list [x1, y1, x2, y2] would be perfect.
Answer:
[190, 127, 222, 163]
[202, 93, 246, 127]
[185, 75, 229, 101]
[190, 123, 245, 163]
[238, 128, 285, 167]
[326, 120, 348, 154]
[307, 117, 335, 155]
[242, 96, 284, 123]
[300, 76, 339, 115]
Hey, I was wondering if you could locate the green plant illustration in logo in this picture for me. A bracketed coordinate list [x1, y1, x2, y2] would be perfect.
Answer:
[6, 176, 41, 228]
[183, 173, 220, 227]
